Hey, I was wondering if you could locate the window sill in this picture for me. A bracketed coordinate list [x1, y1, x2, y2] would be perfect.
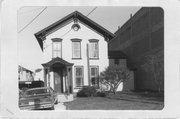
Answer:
[89, 58, 99, 60]
[72, 58, 82, 60]
[74, 87, 83, 89]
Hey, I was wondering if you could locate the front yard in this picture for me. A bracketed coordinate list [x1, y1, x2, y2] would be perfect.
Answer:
[64, 93, 164, 110]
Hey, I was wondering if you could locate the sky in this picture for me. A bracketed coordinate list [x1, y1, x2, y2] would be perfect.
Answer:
[18, 6, 141, 71]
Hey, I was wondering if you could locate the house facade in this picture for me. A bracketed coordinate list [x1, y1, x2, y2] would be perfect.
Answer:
[34, 11, 115, 94]
[108, 7, 164, 91]
[18, 65, 34, 81]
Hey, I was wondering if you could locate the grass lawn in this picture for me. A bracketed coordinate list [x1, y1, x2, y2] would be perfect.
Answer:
[64, 97, 164, 110]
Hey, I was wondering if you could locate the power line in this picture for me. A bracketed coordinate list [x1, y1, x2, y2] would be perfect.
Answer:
[18, 7, 47, 33]
[44, 7, 98, 49]
[19, 7, 44, 14]
[61, 29, 72, 38]
[59, 7, 97, 38]
[87, 7, 97, 17]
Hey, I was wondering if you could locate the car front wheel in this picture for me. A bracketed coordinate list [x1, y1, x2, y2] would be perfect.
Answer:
[50, 106, 54, 110]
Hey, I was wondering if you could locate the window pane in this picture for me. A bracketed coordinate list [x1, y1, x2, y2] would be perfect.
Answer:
[76, 78, 82, 87]
[91, 77, 96, 85]
[114, 59, 119, 65]
[91, 68, 96, 76]
[72, 42, 80, 58]
[90, 66, 99, 87]
[89, 42, 98, 58]
[53, 42, 61, 58]
[75, 67, 83, 87]
[73, 42, 79, 49]
[76, 68, 82, 76]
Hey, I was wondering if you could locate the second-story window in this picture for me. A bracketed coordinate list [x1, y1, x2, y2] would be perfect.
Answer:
[52, 38, 62, 58]
[89, 39, 99, 59]
[71, 39, 82, 59]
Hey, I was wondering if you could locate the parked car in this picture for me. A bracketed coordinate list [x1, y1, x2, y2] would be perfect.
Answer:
[19, 81, 44, 90]
[49, 87, 58, 104]
[19, 87, 58, 110]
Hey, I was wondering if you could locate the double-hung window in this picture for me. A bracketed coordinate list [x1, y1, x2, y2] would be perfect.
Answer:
[89, 39, 99, 59]
[71, 39, 82, 59]
[74, 66, 84, 87]
[52, 38, 62, 58]
[90, 66, 99, 87]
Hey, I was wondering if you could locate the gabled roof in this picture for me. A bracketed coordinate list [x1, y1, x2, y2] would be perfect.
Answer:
[18, 65, 33, 73]
[42, 57, 73, 68]
[34, 11, 115, 51]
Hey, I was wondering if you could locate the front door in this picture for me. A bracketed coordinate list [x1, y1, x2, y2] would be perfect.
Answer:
[53, 67, 63, 93]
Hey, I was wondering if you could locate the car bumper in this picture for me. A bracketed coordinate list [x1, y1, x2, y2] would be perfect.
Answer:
[19, 103, 54, 110]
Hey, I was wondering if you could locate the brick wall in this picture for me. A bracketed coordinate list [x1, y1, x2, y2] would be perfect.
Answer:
[108, 7, 164, 91]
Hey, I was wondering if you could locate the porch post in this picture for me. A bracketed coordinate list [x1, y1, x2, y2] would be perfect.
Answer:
[66, 66, 70, 95]
[69, 67, 73, 93]
[47, 67, 50, 87]
[43, 67, 47, 87]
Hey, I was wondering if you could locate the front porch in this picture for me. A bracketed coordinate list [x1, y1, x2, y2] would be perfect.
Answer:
[42, 57, 74, 96]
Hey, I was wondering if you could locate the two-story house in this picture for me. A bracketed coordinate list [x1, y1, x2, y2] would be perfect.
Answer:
[34, 11, 115, 96]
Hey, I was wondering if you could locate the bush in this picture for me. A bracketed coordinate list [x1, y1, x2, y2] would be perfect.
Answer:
[96, 92, 106, 97]
[76, 86, 107, 97]
[77, 86, 97, 97]
[76, 90, 88, 97]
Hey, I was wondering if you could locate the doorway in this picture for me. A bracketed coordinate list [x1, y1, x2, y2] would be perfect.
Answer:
[53, 67, 64, 93]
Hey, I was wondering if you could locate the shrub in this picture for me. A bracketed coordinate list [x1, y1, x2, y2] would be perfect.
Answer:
[100, 65, 130, 95]
[76, 90, 88, 97]
[77, 86, 97, 97]
[96, 91, 106, 97]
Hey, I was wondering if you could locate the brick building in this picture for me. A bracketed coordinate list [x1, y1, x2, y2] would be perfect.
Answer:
[108, 7, 164, 91]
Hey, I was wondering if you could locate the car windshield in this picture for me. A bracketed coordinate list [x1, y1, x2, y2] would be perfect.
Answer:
[23, 88, 50, 96]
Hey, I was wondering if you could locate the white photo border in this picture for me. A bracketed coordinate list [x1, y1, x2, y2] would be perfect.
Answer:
[1, 0, 180, 118]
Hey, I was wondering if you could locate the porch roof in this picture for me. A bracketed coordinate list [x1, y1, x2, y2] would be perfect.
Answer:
[34, 11, 115, 51]
[42, 57, 73, 68]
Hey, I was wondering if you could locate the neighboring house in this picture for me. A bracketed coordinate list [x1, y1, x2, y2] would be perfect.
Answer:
[108, 51, 135, 91]
[108, 7, 164, 91]
[18, 65, 34, 81]
[34, 11, 115, 94]
[34, 68, 43, 81]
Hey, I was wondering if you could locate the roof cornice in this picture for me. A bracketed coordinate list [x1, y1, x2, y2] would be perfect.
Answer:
[34, 11, 115, 51]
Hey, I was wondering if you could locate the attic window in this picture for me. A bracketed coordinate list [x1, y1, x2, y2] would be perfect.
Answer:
[72, 24, 81, 31]
[72, 18, 81, 31]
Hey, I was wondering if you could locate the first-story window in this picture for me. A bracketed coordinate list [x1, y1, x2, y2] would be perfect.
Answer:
[74, 66, 84, 87]
[90, 66, 99, 87]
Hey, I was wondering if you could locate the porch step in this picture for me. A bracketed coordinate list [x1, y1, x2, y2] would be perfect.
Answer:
[57, 94, 74, 103]
[54, 103, 66, 110]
